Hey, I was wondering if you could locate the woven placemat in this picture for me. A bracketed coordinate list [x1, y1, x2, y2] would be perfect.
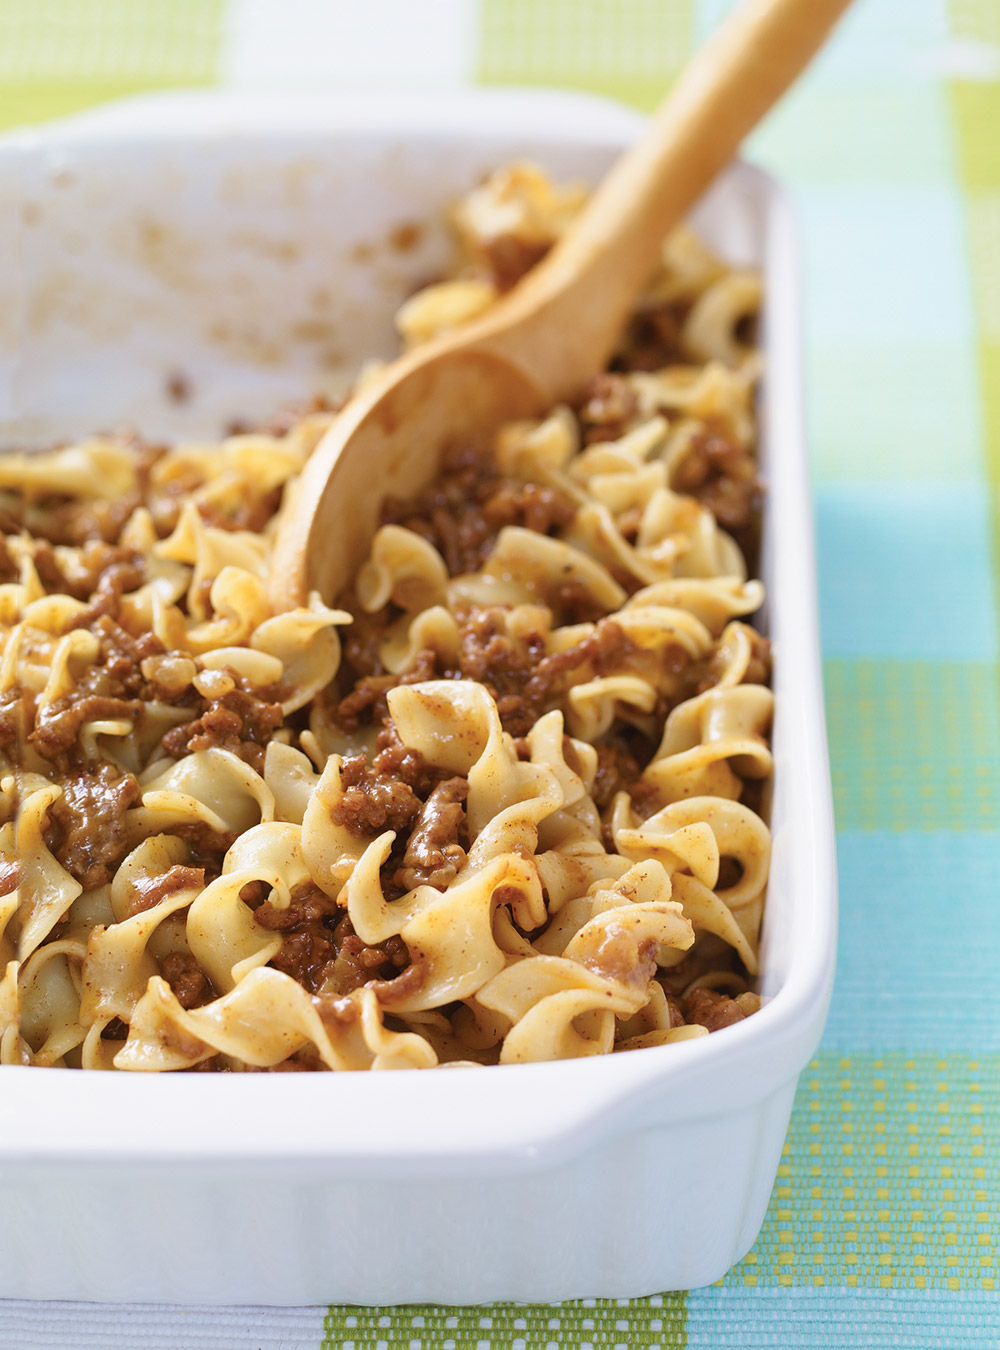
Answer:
[2, 1, 998, 1344]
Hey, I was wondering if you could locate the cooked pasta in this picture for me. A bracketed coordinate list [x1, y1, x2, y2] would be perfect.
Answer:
[3, 163, 769, 1071]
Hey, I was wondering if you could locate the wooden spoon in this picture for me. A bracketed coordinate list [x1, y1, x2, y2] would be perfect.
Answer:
[271, 0, 852, 608]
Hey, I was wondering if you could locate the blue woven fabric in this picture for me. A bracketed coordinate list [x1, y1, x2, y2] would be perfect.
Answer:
[3, 0, 999, 1343]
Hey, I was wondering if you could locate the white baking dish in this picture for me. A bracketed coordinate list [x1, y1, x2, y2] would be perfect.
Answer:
[0, 89, 836, 1305]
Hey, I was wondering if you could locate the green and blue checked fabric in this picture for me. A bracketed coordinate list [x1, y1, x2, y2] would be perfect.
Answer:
[2, 1, 999, 1345]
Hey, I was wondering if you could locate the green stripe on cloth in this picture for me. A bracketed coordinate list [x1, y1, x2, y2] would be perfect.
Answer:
[948, 0, 1000, 49]
[475, 0, 694, 111]
[825, 660, 1000, 831]
[322, 1296, 687, 1348]
[950, 81, 1000, 646]
[0, 0, 225, 131]
[965, 200, 1000, 349]
[726, 1052, 999, 1292]
[950, 85, 1000, 192]
[0, 78, 209, 132]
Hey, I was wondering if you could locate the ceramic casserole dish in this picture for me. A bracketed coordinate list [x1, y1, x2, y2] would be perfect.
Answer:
[0, 88, 836, 1305]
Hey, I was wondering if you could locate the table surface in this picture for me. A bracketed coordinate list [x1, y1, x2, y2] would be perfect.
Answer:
[3, 1, 999, 1346]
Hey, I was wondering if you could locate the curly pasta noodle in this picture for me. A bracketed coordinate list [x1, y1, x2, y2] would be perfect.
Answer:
[2, 163, 770, 1071]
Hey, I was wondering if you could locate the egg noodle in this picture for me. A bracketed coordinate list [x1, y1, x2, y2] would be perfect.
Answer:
[1, 165, 770, 1071]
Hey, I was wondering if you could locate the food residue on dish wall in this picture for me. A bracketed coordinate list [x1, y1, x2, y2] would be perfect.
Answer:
[388, 221, 425, 253]
[165, 371, 191, 404]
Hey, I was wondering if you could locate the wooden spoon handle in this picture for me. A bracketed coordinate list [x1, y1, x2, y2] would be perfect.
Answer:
[479, 0, 853, 400]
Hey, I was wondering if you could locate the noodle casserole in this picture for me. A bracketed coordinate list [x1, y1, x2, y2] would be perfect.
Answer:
[5, 164, 770, 1074]
[0, 89, 835, 1303]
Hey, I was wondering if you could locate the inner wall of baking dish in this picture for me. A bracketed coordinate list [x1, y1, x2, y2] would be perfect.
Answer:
[0, 99, 791, 1011]
[0, 109, 764, 445]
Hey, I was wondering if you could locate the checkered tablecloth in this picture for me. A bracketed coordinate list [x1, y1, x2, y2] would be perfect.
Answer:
[3, 1, 999, 1346]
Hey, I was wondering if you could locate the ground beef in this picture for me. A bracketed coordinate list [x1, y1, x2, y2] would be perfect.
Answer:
[371, 721, 456, 800]
[671, 427, 762, 564]
[333, 647, 439, 732]
[253, 881, 338, 935]
[18, 438, 162, 547]
[592, 740, 643, 812]
[194, 487, 285, 535]
[0, 535, 19, 583]
[456, 610, 633, 736]
[122, 864, 205, 919]
[614, 302, 688, 373]
[524, 618, 631, 702]
[256, 884, 341, 994]
[45, 763, 140, 890]
[368, 958, 425, 1007]
[332, 752, 423, 836]
[90, 615, 166, 688]
[394, 776, 469, 891]
[663, 991, 687, 1030]
[24, 496, 144, 550]
[29, 615, 171, 760]
[30, 540, 145, 608]
[337, 607, 638, 741]
[682, 986, 749, 1032]
[577, 372, 639, 444]
[328, 729, 471, 901]
[168, 823, 239, 875]
[481, 480, 577, 537]
[253, 881, 410, 996]
[558, 580, 615, 625]
[268, 923, 336, 999]
[340, 605, 392, 680]
[0, 688, 23, 757]
[161, 685, 284, 773]
[100, 1016, 130, 1041]
[31, 693, 143, 760]
[458, 605, 539, 683]
[159, 951, 214, 1009]
[456, 607, 542, 735]
[29, 539, 75, 595]
[380, 441, 576, 576]
[70, 556, 146, 626]
[625, 775, 663, 820]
